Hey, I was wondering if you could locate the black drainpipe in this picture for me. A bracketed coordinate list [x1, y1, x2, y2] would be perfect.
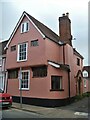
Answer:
[68, 69, 71, 99]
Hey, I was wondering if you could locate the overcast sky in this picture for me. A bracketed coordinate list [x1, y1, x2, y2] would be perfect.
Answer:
[0, 0, 89, 66]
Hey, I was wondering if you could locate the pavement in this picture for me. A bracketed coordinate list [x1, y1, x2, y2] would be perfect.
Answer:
[12, 97, 89, 118]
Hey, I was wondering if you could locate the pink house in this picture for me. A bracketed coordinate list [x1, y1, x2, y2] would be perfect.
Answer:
[5, 11, 84, 107]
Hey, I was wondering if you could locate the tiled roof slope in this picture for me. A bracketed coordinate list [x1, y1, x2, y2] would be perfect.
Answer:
[73, 48, 84, 59]
[25, 12, 62, 44]
[0, 40, 9, 55]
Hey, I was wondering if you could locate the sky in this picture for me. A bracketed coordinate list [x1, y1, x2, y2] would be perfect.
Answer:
[0, 0, 89, 66]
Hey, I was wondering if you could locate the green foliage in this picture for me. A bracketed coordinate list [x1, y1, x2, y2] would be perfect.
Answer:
[75, 92, 90, 101]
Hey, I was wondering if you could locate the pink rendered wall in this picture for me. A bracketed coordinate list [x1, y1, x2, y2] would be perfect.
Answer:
[64, 44, 76, 96]
[6, 16, 47, 69]
[45, 39, 63, 64]
[88, 80, 90, 92]
[7, 65, 69, 99]
[82, 78, 90, 93]
[64, 44, 83, 96]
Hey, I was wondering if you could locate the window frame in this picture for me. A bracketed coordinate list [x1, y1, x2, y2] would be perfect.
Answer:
[50, 76, 64, 91]
[8, 69, 18, 79]
[11, 45, 16, 52]
[77, 58, 80, 66]
[32, 66, 47, 78]
[19, 70, 30, 90]
[17, 42, 28, 62]
[21, 21, 29, 33]
[31, 40, 39, 47]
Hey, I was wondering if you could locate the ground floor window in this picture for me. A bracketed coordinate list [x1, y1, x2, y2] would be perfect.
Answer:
[84, 79, 86, 88]
[8, 69, 18, 79]
[32, 66, 47, 77]
[51, 76, 63, 91]
[19, 70, 30, 90]
[0, 74, 4, 89]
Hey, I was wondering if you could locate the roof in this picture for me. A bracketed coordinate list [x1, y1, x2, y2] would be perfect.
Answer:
[73, 48, 84, 59]
[26, 12, 62, 44]
[48, 60, 70, 71]
[5, 11, 63, 49]
[83, 66, 90, 78]
[0, 40, 9, 55]
[75, 70, 83, 78]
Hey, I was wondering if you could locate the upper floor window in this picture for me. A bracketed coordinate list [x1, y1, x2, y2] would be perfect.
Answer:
[17, 42, 28, 62]
[21, 21, 29, 33]
[77, 58, 80, 66]
[31, 40, 39, 47]
[11, 45, 16, 51]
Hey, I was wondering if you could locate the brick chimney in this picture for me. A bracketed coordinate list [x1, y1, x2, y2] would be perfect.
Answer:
[59, 13, 72, 46]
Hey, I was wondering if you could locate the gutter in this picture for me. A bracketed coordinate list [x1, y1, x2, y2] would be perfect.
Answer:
[68, 69, 71, 98]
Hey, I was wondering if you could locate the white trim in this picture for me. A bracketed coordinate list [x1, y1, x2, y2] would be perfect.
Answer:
[21, 21, 29, 33]
[17, 42, 28, 62]
[48, 61, 60, 68]
[83, 70, 88, 77]
[19, 70, 30, 90]
[5, 12, 45, 50]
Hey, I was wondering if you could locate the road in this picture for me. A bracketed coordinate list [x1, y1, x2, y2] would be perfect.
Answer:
[1, 108, 45, 119]
[0, 97, 89, 119]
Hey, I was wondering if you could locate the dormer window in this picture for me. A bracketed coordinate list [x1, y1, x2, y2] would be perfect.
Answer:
[83, 70, 88, 78]
[21, 21, 29, 33]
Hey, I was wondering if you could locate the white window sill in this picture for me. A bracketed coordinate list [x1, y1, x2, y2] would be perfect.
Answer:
[21, 30, 29, 34]
[19, 88, 29, 91]
[17, 59, 27, 62]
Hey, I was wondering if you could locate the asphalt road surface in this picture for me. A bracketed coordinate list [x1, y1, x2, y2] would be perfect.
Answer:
[1, 108, 45, 119]
[0, 97, 89, 119]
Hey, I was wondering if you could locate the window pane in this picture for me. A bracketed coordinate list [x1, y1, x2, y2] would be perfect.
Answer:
[22, 23, 24, 33]
[18, 43, 27, 61]
[21, 22, 29, 33]
[77, 58, 80, 66]
[51, 76, 63, 90]
[32, 66, 47, 77]
[11, 45, 16, 51]
[8, 69, 18, 79]
[31, 40, 39, 47]
[20, 71, 29, 89]
[26, 22, 29, 31]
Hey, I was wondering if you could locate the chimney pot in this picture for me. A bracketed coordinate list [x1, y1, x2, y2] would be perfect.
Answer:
[62, 13, 65, 17]
[66, 12, 69, 17]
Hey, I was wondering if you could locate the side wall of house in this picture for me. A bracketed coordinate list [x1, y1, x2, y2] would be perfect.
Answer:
[64, 44, 76, 97]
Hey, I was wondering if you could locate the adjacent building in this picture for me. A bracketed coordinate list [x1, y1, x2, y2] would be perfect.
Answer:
[4, 11, 85, 107]
[0, 40, 8, 91]
[82, 66, 90, 93]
